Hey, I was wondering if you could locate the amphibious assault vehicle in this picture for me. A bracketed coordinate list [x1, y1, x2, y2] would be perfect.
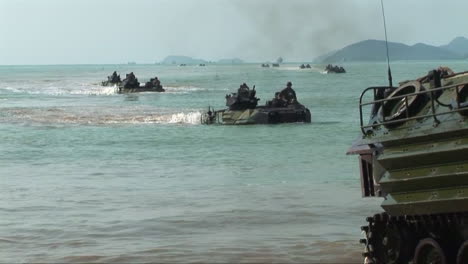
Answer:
[348, 67, 468, 264]
[325, 64, 346, 74]
[201, 84, 311, 125]
[101, 72, 165, 94]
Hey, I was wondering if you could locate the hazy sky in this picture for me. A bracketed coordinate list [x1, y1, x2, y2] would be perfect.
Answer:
[1, 0, 467, 65]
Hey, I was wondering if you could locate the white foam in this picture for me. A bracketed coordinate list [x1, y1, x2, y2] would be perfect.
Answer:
[276, 66, 323, 73]
[1, 80, 208, 96]
[69, 85, 118, 96]
[167, 112, 201, 124]
[276, 66, 304, 71]
[1, 107, 202, 126]
[163, 86, 207, 94]
[0, 82, 118, 96]
[1, 86, 22, 93]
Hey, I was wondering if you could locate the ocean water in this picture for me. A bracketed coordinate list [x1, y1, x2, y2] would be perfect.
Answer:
[1, 61, 466, 263]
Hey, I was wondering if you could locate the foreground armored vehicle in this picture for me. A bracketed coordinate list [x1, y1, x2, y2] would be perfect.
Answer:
[348, 67, 468, 263]
[201, 83, 311, 125]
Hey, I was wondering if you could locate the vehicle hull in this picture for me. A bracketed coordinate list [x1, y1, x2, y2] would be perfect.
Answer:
[202, 105, 311, 125]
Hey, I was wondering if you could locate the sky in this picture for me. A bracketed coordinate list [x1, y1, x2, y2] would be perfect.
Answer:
[1, 0, 467, 65]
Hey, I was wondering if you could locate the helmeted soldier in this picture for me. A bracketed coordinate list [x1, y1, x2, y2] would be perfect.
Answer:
[279, 81, 297, 104]
[237, 83, 251, 103]
[111, 71, 118, 81]
[107, 71, 121, 83]
[122, 72, 139, 88]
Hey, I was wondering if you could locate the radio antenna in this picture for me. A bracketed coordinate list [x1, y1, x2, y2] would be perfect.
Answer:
[380, 0, 393, 87]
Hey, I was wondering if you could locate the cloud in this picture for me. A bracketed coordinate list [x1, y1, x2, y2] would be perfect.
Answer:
[229, 0, 379, 61]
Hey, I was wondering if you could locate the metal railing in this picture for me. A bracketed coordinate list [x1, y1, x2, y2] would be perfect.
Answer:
[359, 81, 468, 135]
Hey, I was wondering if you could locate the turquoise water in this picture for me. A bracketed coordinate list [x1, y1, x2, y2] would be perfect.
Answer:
[1, 62, 466, 263]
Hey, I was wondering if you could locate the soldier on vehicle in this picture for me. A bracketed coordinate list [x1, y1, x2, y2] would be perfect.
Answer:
[127, 72, 135, 80]
[237, 83, 250, 101]
[122, 72, 140, 88]
[152, 77, 161, 86]
[279, 81, 297, 104]
[108, 71, 121, 83]
[238, 82, 249, 93]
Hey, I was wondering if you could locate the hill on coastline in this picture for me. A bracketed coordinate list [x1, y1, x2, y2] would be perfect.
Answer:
[161, 56, 207, 65]
[315, 37, 468, 63]
[439, 36, 468, 57]
[161, 56, 244, 65]
[217, 58, 244, 64]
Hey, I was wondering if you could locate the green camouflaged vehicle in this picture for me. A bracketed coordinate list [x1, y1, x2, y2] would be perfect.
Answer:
[202, 104, 311, 125]
[201, 84, 311, 125]
[348, 67, 468, 264]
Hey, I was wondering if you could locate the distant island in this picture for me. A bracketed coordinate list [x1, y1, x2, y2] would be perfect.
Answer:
[161, 55, 207, 65]
[161, 55, 244, 65]
[217, 58, 244, 64]
[314, 36, 468, 63]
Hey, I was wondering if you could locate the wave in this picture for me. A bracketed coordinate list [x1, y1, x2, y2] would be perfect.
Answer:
[52, 239, 362, 263]
[277, 66, 323, 73]
[168, 112, 201, 124]
[163, 85, 207, 94]
[101, 111, 202, 125]
[69, 85, 118, 96]
[0, 86, 23, 93]
[0, 83, 208, 96]
[0, 82, 118, 96]
[0, 107, 202, 126]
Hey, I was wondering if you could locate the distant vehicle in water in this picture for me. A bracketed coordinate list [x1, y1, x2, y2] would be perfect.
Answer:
[299, 64, 311, 69]
[272, 63, 280, 67]
[101, 72, 165, 93]
[179, 64, 187, 66]
[324, 64, 346, 74]
[261, 63, 270, 68]
[201, 81, 311, 125]
[348, 66, 468, 264]
[199, 63, 206, 67]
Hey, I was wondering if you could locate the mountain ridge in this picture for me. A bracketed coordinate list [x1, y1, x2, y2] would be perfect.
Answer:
[161, 55, 244, 65]
[439, 36, 468, 57]
[315, 37, 468, 63]
[161, 55, 207, 65]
